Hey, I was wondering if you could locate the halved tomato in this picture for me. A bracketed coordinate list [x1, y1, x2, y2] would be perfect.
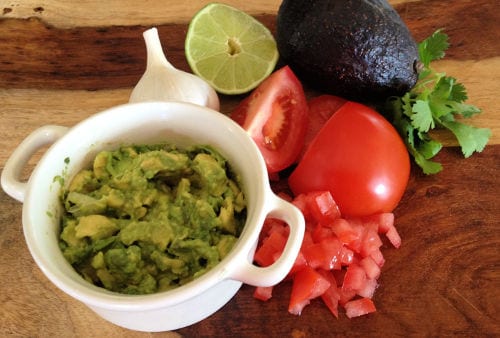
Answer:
[230, 66, 309, 173]
[289, 101, 410, 217]
[301, 95, 346, 158]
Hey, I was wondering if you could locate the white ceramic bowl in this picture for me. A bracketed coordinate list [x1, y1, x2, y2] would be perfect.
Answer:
[1, 102, 305, 332]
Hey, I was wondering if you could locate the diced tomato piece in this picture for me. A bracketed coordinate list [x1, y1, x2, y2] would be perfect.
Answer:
[357, 278, 378, 299]
[321, 286, 341, 318]
[369, 248, 386, 267]
[385, 224, 402, 249]
[330, 218, 358, 245]
[359, 256, 381, 280]
[342, 263, 367, 292]
[340, 246, 355, 266]
[360, 228, 383, 257]
[344, 298, 377, 318]
[360, 213, 401, 248]
[317, 269, 340, 318]
[364, 218, 380, 234]
[292, 193, 312, 222]
[253, 286, 273, 301]
[288, 266, 331, 315]
[301, 229, 314, 248]
[368, 213, 395, 233]
[268, 219, 290, 237]
[260, 218, 288, 238]
[311, 223, 334, 242]
[287, 250, 307, 278]
[303, 236, 343, 270]
[254, 230, 287, 267]
[338, 286, 357, 306]
[321, 237, 343, 270]
[302, 242, 325, 269]
[259, 218, 284, 243]
[331, 218, 364, 251]
[305, 191, 341, 225]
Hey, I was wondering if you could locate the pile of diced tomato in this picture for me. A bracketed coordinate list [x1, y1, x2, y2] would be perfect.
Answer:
[252, 190, 401, 318]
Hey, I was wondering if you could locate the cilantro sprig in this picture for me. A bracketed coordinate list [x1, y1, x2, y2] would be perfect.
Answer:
[384, 30, 491, 174]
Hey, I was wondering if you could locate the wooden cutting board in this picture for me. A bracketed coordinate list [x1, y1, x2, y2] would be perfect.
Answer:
[0, 0, 498, 337]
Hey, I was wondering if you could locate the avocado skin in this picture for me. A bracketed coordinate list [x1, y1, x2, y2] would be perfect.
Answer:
[276, 0, 419, 102]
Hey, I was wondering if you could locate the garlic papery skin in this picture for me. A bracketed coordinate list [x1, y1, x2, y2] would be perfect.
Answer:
[129, 27, 220, 111]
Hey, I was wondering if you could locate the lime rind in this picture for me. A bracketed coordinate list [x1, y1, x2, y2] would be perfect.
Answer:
[185, 3, 279, 95]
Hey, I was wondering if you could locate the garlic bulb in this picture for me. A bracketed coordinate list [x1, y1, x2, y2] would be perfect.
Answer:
[129, 27, 220, 111]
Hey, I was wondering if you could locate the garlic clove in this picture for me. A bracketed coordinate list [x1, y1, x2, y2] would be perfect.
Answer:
[129, 27, 220, 111]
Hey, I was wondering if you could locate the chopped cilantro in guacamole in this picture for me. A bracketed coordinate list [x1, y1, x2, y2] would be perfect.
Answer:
[59, 144, 246, 294]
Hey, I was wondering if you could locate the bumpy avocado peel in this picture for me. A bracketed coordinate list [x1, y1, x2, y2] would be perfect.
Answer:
[276, 0, 419, 102]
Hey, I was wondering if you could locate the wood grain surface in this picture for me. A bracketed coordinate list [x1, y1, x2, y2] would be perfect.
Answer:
[1, 0, 499, 337]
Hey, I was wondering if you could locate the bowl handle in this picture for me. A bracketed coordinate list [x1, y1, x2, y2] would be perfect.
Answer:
[1, 125, 68, 202]
[231, 194, 305, 287]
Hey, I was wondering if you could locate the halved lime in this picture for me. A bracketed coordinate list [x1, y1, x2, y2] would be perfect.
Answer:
[185, 3, 279, 95]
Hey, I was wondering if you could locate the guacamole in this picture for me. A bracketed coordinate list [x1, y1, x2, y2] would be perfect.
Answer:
[58, 144, 246, 294]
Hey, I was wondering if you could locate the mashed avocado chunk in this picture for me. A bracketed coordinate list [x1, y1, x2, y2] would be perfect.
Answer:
[59, 144, 246, 294]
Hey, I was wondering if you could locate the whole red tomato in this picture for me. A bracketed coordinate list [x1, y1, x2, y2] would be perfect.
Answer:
[288, 101, 410, 217]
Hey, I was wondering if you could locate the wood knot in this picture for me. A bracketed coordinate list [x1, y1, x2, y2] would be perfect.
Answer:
[425, 185, 447, 197]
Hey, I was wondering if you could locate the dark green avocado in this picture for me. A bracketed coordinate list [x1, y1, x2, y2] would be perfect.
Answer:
[276, 0, 419, 102]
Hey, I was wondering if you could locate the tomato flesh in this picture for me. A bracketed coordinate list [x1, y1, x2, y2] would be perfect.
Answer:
[302, 236, 343, 270]
[342, 263, 367, 292]
[360, 256, 381, 280]
[302, 95, 346, 158]
[344, 298, 377, 318]
[230, 66, 309, 173]
[304, 191, 341, 225]
[317, 269, 341, 318]
[253, 286, 273, 301]
[254, 226, 287, 267]
[289, 101, 410, 217]
[288, 265, 331, 315]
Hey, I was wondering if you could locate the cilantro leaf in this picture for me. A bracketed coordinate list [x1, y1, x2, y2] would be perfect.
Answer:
[414, 151, 443, 175]
[387, 101, 443, 175]
[448, 80, 468, 103]
[382, 30, 491, 174]
[411, 100, 434, 132]
[416, 136, 442, 160]
[418, 30, 449, 67]
[428, 76, 481, 118]
[439, 119, 491, 157]
[400, 92, 414, 118]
